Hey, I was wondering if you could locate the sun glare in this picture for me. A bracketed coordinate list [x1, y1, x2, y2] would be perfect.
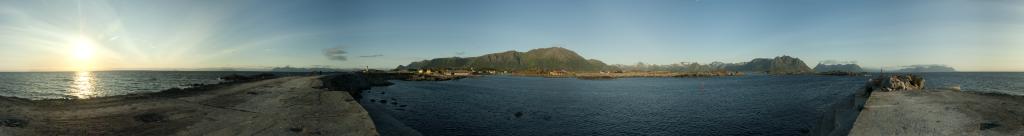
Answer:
[71, 37, 96, 60]
[69, 36, 98, 71]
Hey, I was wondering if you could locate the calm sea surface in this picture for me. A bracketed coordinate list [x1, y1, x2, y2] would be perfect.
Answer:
[917, 72, 1024, 96]
[0, 71, 298, 100]
[362, 73, 1023, 136]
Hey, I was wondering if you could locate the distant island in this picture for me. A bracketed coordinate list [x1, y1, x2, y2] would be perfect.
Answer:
[813, 64, 864, 72]
[894, 64, 956, 72]
[270, 66, 350, 72]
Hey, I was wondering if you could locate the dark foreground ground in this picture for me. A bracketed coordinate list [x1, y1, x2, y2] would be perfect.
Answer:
[0, 76, 378, 135]
[850, 89, 1024, 135]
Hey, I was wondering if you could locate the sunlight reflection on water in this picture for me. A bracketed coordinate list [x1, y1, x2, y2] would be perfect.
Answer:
[0, 71, 293, 100]
[70, 71, 96, 99]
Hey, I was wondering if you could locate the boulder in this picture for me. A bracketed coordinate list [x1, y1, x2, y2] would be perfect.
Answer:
[867, 75, 925, 91]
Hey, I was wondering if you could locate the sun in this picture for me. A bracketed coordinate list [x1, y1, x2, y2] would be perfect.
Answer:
[71, 37, 96, 60]
[68, 36, 98, 71]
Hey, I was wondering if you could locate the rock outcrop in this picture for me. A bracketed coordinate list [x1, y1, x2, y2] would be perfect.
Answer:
[866, 75, 925, 91]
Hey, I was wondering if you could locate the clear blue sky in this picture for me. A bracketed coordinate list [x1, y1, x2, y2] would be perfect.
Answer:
[1, 0, 1022, 71]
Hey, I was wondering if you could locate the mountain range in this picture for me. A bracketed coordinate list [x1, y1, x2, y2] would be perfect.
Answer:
[397, 47, 613, 72]
[397, 47, 818, 75]
[895, 65, 956, 72]
[722, 56, 814, 74]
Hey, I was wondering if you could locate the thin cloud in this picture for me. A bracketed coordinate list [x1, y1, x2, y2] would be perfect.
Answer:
[819, 60, 857, 65]
[322, 47, 347, 61]
[359, 54, 383, 58]
[902, 64, 948, 68]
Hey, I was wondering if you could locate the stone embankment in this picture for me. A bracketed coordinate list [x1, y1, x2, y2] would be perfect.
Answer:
[810, 74, 927, 136]
[807, 75, 878, 136]
[819, 74, 1024, 135]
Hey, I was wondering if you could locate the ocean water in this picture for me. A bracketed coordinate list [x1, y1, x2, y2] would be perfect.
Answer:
[363, 75, 870, 135]
[0, 71, 294, 100]
[363, 73, 1024, 135]
[915, 72, 1024, 96]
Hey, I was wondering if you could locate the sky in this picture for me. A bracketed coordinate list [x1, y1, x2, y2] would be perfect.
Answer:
[1, 0, 1022, 72]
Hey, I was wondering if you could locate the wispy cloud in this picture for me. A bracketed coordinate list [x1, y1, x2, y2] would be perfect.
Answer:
[902, 64, 947, 68]
[359, 54, 383, 58]
[455, 51, 466, 56]
[322, 47, 347, 61]
[819, 60, 857, 65]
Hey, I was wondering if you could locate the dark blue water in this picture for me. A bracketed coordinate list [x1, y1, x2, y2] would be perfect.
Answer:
[364, 73, 1024, 135]
[0, 71, 301, 100]
[362, 75, 871, 136]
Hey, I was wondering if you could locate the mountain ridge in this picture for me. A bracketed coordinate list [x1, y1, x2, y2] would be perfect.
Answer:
[398, 47, 815, 75]
[724, 56, 814, 74]
[398, 47, 612, 72]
